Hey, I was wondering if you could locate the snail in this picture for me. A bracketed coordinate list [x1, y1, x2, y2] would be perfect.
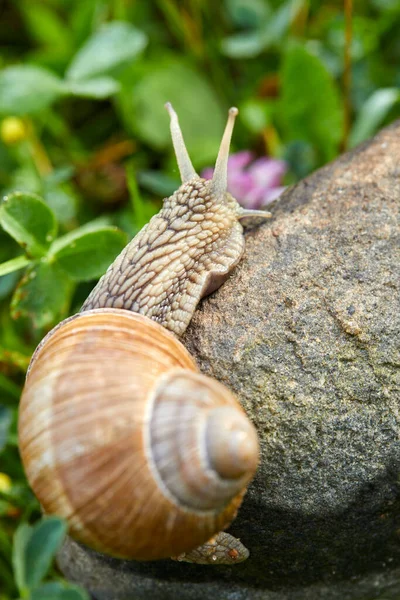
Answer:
[18, 104, 270, 564]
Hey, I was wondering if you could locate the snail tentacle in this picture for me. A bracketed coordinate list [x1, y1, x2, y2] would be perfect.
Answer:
[165, 102, 198, 183]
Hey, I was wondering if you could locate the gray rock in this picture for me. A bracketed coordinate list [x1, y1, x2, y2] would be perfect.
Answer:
[58, 122, 400, 599]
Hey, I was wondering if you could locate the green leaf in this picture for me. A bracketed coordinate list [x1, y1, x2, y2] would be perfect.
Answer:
[0, 66, 64, 115]
[326, 16, 379, 62]
[13, 517, 67, 593]
[0, 406, 12, 453]
[222, 0, 299, 58]
[30, 581, 89, 600]
[19, 0, 72, 53]
[284, 140, 318, 179]
[0, 255, 31, 277]
[137, 170, 179, 197]
[11, 261, 73, 329]
[0, 270, 20, 299]
[0, 373, 21, 401]
[126, 163, 159, 230]
[221, 30, 266, 59]
[0, 193, 57, 258]
[12, 523, 31, 594]
[66, 21, 147, 81]
[25, 518, 67, 590]
[50, 225, 127, 281]
[43, 187, 77, 226]
[225, 0, 271, 27]
[120, 58, 225, 165]
[280, 44, 343, 163]
[65, 76, 120, 99]
[349, 88, 400, 148]
[240, 99, 272, 134]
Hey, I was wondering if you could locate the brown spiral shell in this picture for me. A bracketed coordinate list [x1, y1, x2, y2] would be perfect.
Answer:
[18, 309, 259, 560]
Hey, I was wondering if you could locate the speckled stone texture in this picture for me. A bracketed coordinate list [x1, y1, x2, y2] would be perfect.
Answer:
[58, 122, 400, 599]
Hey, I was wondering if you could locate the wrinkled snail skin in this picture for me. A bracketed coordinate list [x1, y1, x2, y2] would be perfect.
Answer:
[82, 106, 271, 336]
[18, 104, 268, 564]
[172, 532, 249, 565]
[81, 180, 245, 337]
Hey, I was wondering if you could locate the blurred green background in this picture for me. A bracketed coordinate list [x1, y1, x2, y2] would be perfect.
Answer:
[0, 0, 400, 597]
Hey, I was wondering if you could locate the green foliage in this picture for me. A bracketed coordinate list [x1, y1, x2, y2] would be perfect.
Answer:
[0, 406, 12, 453]
[0, 256, 31, 277]
[221, 0, 297, 58]
[66, 21, 147, 81]
[0, 1, 399, 597]
[64, 77, 120, 100]
[0, 193, 57, 258]
[11, 261, 74, 329]
[349, 88, 400, 147]
[12, 517, 88, 599]
[50, 225, 128, 281]
[29, 582, 89, 600]
[13, 518, 67, 592]
[0, 20, 148, 117]
[280, 44, 343, 162]
[0, 193, 127, 332]
[0, 67, 65, 116]
[120, 58, 225, 164]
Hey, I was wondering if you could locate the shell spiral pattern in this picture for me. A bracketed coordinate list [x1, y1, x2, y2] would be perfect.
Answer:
[19, 310, 258, 559]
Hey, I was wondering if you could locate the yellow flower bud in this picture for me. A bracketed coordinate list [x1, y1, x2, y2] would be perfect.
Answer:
[0, 472, 11, 492]
[1, 117, 28, 145]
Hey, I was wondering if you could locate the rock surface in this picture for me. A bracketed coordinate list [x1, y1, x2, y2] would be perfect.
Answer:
[58, 122, 400, 599]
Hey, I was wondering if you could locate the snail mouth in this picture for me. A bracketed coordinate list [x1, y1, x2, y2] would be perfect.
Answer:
[147, 369, 259, 514]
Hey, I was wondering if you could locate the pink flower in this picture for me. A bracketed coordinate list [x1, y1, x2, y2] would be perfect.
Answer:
[202, 151, 287, 210]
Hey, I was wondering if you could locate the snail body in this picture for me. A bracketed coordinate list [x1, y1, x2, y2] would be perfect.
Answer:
[18, 105, 269, 562]
[82, 105, 269, 335]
